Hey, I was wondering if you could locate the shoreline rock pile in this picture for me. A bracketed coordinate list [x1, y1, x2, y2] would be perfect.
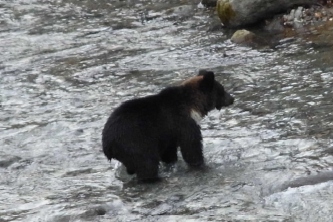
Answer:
[203, 0, 333, 30]
[282, 4, 333, 28]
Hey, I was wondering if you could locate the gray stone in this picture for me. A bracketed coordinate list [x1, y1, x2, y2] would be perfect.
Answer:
[289, 9, 296, 21]
[230, 29, 271, 48]
[230, 29, 256, 44]
[0, 154, 21, 168]
[217, 0, 316, 28]
[294, 6, 304, 20]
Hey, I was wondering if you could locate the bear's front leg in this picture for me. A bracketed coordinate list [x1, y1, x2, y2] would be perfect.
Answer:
[179, 121, 204, 167]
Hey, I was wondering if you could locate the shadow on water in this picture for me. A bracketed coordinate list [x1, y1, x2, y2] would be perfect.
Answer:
[1, 0, 333, 221]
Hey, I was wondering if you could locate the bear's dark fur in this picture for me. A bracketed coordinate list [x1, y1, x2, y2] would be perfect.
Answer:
[102, 70, 234, 182]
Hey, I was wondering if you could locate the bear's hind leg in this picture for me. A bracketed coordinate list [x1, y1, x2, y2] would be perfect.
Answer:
[161, 145, 178, 164]
[115, 157, 136, 175]
[136, 158, 160, 183]
[125, 165, 135, 175]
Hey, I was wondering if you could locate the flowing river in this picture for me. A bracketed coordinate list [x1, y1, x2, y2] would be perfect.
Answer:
[1, 0, 333, 221]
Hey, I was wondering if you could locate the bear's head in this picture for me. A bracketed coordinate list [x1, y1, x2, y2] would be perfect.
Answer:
[182, 70, 234, 118]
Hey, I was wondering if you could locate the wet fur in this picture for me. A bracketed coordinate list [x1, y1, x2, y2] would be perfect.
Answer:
[102, 70, 234, 183]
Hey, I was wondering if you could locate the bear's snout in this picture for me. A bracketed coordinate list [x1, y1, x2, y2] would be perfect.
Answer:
[216, 91, 234, 110]
[225, 92, 234, 106]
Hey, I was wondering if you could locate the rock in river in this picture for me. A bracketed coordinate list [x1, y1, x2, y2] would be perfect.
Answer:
[230, 29, 256, 44]
[217, 0, 316, 27]
[230, 29, 269, 48]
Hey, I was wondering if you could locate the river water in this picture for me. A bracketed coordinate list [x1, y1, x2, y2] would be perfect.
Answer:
[1, 0, 333, 221]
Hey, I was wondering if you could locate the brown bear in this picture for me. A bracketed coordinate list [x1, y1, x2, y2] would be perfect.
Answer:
[102, 70, 234, 183]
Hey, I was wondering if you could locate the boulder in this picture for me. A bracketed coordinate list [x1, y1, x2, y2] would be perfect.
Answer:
[217, 0, 316, 28]
[230, 29, 256, 44]
[230, 29, 270, 48]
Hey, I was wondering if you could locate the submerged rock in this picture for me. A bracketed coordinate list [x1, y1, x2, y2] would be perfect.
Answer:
[216, 0, 316, 28]
[230, 29, 270, 48]
[281, 171, 333, 190]
[0, 153, 21, 168]
[230, 29, 256, 44]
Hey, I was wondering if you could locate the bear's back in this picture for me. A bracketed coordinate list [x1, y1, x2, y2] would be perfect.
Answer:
[113, 86, 186, 121]
[106, 90, 185, 139]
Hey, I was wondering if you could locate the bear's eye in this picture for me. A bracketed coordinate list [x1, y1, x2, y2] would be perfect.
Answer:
[216, 83, 225, 96]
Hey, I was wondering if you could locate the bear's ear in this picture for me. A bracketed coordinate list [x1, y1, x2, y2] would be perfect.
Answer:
[198, 70, 215, 92]
[198, 69, 209, 76]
